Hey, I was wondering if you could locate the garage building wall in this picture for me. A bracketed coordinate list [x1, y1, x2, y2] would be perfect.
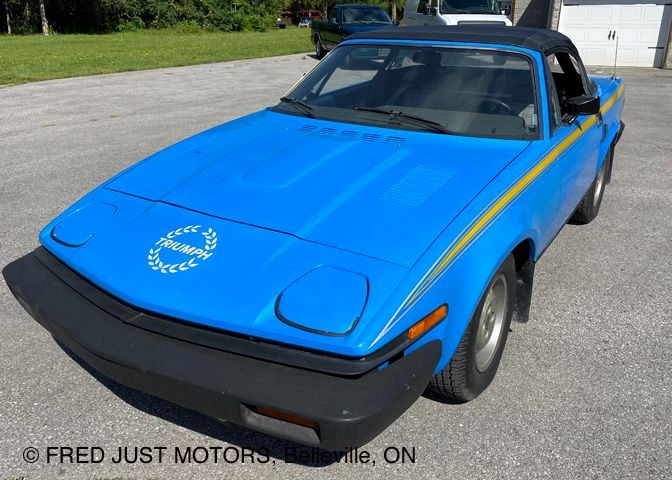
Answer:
[511, 0, 672, 68]
[512, 0, 551, 27]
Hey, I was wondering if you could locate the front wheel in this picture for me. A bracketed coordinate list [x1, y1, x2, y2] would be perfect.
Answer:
[429, 255, 515, 402]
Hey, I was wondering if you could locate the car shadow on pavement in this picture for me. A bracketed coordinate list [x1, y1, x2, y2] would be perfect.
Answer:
[421, 388, 464, 405]
[56, 341, 342, 467]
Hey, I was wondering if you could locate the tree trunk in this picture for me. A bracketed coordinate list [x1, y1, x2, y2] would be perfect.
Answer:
[391, 0, 397, 22]
[5, 0, 10, 35]
[38, 0, 48, 35]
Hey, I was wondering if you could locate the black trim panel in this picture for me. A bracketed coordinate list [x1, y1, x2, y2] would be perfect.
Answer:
[22, 247, 411, 377]
[3, 248, 442, 450]
[614, 120, 625, 146]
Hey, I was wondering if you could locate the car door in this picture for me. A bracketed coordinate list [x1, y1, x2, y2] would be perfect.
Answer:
[543, 50, 603, 235]
[323, 7, 343, 48]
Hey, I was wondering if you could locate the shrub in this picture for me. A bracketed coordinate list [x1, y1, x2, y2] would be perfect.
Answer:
[218, 10, 247, 32]
[248, 14, 276, 32]
[117, 16, 145, 32]
[175, 19, 201, 33]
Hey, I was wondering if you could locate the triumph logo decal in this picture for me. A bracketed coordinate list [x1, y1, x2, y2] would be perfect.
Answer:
[147, 225, 217, 274]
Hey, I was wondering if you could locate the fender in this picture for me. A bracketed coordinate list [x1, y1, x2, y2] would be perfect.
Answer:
[596, 81, 625, 175]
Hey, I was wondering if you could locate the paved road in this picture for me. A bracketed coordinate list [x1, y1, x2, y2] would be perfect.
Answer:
[1, 56, 671, 480]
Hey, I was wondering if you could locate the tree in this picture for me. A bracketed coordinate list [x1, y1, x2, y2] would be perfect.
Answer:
[4, 0, 10, 34]
[38, 0, 47, 34]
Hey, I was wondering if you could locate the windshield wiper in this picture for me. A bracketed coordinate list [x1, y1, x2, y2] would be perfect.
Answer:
[354, 107, 456, 135]
[279, 96, 315, 118]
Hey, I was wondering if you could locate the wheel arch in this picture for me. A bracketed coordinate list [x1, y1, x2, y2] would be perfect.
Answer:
[509, 238, 536, 324]
[432, 235, 537, 368]
[511, 238, 534, 272]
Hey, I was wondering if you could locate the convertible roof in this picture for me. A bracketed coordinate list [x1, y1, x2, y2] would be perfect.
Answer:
[346, 25, 579, 56]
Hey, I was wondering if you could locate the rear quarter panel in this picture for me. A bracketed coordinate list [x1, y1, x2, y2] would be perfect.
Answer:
[594, 75, 625, 164]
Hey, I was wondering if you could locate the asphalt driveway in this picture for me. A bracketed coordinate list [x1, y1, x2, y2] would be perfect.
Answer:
[1, 55, 671, 479]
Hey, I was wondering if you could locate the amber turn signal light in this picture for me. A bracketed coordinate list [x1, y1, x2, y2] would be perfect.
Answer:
[407, 304, 448, 340]
[254, 406, 319, 430]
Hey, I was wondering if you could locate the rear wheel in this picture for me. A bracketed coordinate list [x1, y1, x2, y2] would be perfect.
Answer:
[429, 255, 515, 402]
[570, 147, 611, 225]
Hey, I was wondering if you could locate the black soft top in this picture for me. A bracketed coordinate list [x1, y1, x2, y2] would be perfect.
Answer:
[347, 25, 579, 56]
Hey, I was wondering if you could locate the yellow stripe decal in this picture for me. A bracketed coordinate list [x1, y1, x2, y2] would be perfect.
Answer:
[398, 84, 625, 314]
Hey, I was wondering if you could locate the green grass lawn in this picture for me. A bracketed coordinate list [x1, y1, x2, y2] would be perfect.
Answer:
[0, 28, 313, 85]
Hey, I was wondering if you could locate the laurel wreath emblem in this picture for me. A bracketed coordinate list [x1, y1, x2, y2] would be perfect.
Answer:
[147, 225, 217, 274]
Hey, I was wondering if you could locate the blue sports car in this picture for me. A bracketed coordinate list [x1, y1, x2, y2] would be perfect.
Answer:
[4, 26, 625, 450]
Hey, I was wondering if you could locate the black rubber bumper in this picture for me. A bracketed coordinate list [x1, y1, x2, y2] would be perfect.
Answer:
[3, 248, 441, 450]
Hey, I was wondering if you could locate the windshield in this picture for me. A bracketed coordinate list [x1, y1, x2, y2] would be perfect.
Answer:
[275, 45, 538, 140]
[441, 0, 501, 14]
[342, 7, 392, 24]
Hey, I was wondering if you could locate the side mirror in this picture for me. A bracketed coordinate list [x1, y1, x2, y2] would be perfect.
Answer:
[566, 95, 600, 116]
[330, 17, 338, 24]
[393, 19, 399, 26]
[429, 7, 438, 15]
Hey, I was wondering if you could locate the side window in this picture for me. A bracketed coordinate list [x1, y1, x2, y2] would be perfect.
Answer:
[568, 54, 589, 92]
[545, 51, 586, 120]
[545, 55, 562, 130]
[417, 0, 429, 14]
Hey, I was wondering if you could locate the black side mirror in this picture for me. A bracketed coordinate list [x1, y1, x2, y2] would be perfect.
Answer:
[429, 7, 438, 15]
[567, 95, 600, 116]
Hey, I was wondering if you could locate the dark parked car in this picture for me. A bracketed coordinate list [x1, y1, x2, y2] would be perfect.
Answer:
[311, 4, 394, 58]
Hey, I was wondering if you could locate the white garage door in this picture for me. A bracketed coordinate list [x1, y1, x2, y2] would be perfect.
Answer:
[558, 1, 672, 67]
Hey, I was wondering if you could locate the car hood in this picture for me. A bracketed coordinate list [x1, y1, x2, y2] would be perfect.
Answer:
[40, 189, 410, 356]
[106, 110, 530, 267]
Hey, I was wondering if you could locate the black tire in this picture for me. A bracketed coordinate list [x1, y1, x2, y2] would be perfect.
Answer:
[314, 36, 325, 59]
[429, 255, 516, 402]
[570, 146, 611, 225]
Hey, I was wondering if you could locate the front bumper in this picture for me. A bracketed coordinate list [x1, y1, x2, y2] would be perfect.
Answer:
[3, 248, 441, 450]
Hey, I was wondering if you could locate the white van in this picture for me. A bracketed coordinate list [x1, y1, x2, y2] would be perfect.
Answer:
[404, 0, 512, 26]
